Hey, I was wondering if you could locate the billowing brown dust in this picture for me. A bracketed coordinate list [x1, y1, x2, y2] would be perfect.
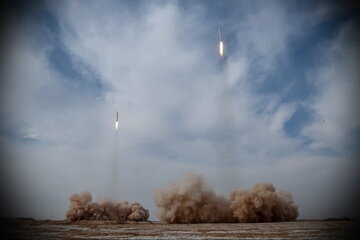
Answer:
[66, 192, 149, 222]
[154, 174, 233, 223]
[155, 174, 298, 223]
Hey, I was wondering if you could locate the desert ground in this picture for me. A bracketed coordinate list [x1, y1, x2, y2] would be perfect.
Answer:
[1, 219, 359, 239]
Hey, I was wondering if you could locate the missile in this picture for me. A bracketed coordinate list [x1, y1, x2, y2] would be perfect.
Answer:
[218, 25, 224, 58]
[115, 111, 119, 131]
[219, 26, 223, 41]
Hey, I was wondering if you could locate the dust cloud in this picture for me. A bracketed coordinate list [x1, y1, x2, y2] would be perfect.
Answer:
[154, 174, 233, 223]
[155, 174, 298, 223]
[66, 191, 149, 222]
[230, 183, 298, 222]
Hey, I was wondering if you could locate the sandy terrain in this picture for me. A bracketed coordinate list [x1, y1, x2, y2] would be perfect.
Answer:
[1, 219, 359, 239]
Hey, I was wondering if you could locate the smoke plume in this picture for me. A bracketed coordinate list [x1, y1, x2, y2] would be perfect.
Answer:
[66, 191, 149, 222]
[155, 174, 298, 223]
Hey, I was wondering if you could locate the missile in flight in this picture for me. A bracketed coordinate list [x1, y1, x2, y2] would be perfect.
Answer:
[219, 26, 224, 58]
[115, 111, 119, 131]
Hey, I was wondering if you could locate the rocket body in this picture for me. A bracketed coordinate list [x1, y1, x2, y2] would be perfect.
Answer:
[219, 26, 223, 41]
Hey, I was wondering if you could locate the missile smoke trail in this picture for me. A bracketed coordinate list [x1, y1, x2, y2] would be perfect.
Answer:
[215, 25, 242, 190]
[111, 111, 120, 199]
[66, 191, 149, 221]
[111, 131, 120, 198]
[216, 66, 239, 188]
[155, 174, 298, 223]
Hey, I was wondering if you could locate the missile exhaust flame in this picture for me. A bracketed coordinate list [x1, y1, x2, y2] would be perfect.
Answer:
[219, 41, 224, 57]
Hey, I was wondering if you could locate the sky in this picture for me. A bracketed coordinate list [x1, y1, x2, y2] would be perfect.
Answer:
[0, 0, 359, 220]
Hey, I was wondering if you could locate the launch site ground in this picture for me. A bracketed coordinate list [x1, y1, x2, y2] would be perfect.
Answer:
[1, 218, 359, 239]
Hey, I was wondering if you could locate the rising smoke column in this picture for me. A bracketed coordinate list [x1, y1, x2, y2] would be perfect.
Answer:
[66, 191, 149, 221]
[155, 174, 298, 223]
[154, 174, 234, 223]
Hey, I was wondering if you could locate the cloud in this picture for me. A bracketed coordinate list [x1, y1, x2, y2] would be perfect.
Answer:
[23, 128, 41, 140]
[302, 18, 360, 154]
[0, 0, 358, 220]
